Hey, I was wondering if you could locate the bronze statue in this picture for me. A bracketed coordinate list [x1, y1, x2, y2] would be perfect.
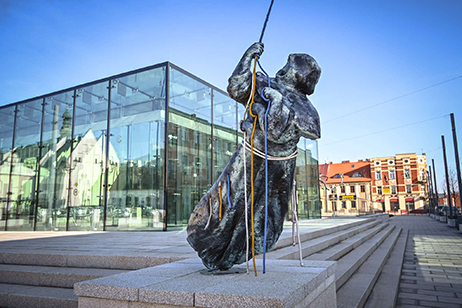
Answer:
[187, 42, 321, 271]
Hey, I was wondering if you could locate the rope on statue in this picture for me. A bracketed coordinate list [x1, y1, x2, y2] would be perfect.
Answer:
[240, 0, 275, 276]
[241, 55, 257, 275]
[257, 55, 272, 274]
[248, 56, 259, 277]
[291, 178, 304, 266]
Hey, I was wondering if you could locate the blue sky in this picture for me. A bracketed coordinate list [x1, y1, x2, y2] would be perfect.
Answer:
[1, 0, 461, 190]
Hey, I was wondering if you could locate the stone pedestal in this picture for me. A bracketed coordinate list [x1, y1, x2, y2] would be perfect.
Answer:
[75, 258, 336, 308]
[447, 218, 456, 228]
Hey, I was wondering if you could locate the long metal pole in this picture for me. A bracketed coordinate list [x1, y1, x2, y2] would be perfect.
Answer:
[450, 113, 462, 209]
[442, 136, 453, 218]
[259, 0, 275, 43]
[432, 159, 439, 207]
[428, 167, 434, 211]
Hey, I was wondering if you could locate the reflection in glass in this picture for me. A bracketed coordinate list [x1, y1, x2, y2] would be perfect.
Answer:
[306, 139, 321, 218]
[168, 68, 212, 227]
[213, 91, 237, 181]
[0, 106, 16, 230]
[36, 91, 74, 231]
[107, 67, 166, 230]
[8, 99, 43, 230]
[237, 104, 246, 144]
[68, 82, 109, 230]
[295, 138, 309, 219]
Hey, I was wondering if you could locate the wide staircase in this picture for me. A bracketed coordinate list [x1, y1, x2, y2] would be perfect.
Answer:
[0, 215, 407, 308]
[266, 215, 407, 308]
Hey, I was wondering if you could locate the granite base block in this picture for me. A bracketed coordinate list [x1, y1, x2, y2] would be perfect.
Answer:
[75, 258, 336, 308]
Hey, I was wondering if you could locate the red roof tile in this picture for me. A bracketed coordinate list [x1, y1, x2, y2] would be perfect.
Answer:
[319, 161, 372, 184]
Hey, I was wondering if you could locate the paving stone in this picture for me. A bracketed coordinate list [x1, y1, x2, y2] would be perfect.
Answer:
[398, 298, 418, 305]
[418, 300, 460, 308]
[437, 297, 462, 304]
[417, 289, 457, 298]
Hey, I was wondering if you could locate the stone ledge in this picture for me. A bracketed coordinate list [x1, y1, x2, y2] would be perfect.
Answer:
[75, 259, 336, 308]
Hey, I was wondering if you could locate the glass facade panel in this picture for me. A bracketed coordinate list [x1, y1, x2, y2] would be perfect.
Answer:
[306, 139, 321, 218]
[0, 106, 15, 230]
[294, 138, 309, 219]
[168, 67, 212, 227]
[68, 82, 108, 231]
[213, 90, 237, 181]
[107, 67, 166, 230]
[237, 104, 246, 144]
[36, 91, 74, 231]
[8, 99, 43, 230]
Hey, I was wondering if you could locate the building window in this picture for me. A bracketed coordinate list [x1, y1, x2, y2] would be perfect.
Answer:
[332, 201, 337, 211]
[376, 170, 382, 180]
[333, 173, 342, 179]
[377, 186, 382, 194]
[420, 169, 425, 180]
[181, 128, 188, 141]
[351, 172, 363, 177]
[421, 185, 425, 191]
[332, 186, 337, 194]
[351, 201, 356, 208]
[375, 161, 381, 166]
[404, 168, 410, 179]
[341, 186, 345, 193]
[388, 160, 394, 165]
[404, 159, 410, 164]
[391, 185, 396, 194]
[406, 185, 412, 193]
[350, 185, 355, 193]
[342, 201, 346, 209]
[389, 169, 395, 179]
[360, 185, 365, 193]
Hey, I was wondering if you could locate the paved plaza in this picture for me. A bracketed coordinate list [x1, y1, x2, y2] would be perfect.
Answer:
[0, 218, 363, 257]
[390, 216, 462, 308]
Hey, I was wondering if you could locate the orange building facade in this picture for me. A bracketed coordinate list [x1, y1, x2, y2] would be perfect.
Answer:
[370, 154, 427, 214]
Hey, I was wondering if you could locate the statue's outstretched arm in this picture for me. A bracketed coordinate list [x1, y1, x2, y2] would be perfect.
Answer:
[227, 42, 264, 105]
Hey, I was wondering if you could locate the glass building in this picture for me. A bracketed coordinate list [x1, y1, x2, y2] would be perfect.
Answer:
[0, 62, 320, 232]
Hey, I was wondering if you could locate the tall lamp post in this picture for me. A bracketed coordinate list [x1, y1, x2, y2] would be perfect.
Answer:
[450, 113, 462, 210]
[442, 135, 455, 226]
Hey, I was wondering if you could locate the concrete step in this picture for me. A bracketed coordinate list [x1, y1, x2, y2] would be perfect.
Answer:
[305, 222, 389, 261]
[0, 264, 128, 288]
[0, 252, 183, 270]
[336, 227, 402, 308]
[363, 229, 409, 308]
[266, 220, 381, 260]
[335, 224, 396, 290]
[276, 217, 376, 249]
[0, 283, 77, 308]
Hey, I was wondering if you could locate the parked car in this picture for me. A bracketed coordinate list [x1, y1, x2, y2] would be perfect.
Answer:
[437, 205, 445, 216]
[439, 205, 461, 217]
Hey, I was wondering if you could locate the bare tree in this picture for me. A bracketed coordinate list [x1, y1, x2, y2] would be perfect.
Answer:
[442, 167, 458, 196]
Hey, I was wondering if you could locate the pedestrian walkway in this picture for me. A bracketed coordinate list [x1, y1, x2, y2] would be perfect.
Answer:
[389, 215, 462, 308]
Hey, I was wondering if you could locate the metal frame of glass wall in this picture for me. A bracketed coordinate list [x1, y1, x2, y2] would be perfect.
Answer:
[0, 62, 320, 232]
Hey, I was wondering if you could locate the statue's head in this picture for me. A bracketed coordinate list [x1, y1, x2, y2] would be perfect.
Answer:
[275, 54, 321, 95]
